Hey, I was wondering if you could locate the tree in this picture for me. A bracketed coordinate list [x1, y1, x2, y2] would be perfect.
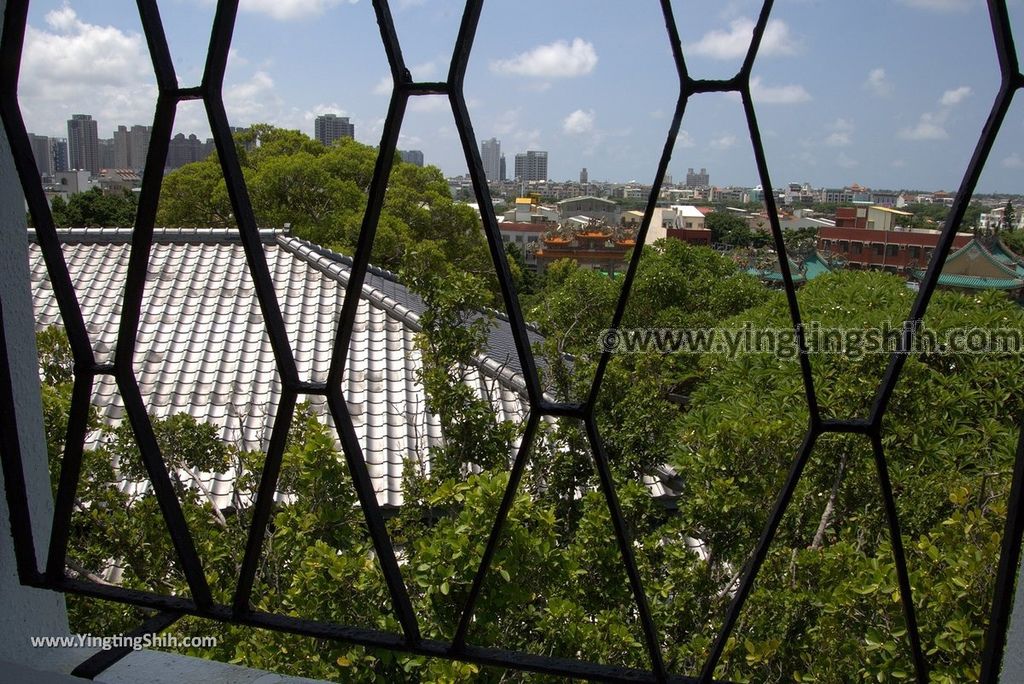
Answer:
[50, 187, 138, 228]
[705, 211, 770, 247]
[1004, 200, 1016, 233]
[156, 126, 494, 295]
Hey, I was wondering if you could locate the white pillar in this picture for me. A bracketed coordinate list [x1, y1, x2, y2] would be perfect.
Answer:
[0, 0, 71, 665]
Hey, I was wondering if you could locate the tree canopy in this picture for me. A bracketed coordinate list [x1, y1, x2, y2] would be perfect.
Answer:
[157, 126, 494, 287]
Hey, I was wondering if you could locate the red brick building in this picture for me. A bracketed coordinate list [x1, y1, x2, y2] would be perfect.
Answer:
[818, 226, 973, 272]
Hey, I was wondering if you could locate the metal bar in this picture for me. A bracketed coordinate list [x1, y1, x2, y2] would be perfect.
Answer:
[326, 386, 420, 643]
[980, 426, 1024, 683]
[45, 372, 95, 582]
[371, 0, 408, 86]
[819, 419, 872, 435]
[202, 2, 299, 387]
[536, 401, 586, 419]
[741, 0, 775, 78]
[70, 610, 183, 679]
[739, 85, 820, 426]
[55, 577, 724, 683]
[112, 91, 176, 369]
[700, 428, 818, 682]
[0, 296, 42, 583]
[115, 372, 213, 608]
[135, 0, 177, 92]
[326, 89, 407, 387]
[869, 433, 928, 682]
[686, 77, 743, 94]
[986, 0, 1018, 79]
[452, 412, 540, 648]
[660, 0, 687, 85]
[232, 390, 297, 614]
[585, 88, 688, 412]
[446, 0, 544, 406]
[869, 80, 1016, 426]
[408, 82, 448, 94]
[0, 2, 93, 366]
[584, 418, 667, 682]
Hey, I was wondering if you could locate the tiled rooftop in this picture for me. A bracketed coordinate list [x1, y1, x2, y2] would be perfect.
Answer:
[29, 228, 531, 509]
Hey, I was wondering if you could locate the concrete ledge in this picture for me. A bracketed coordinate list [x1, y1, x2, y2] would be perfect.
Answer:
[0, 652, 329, 684]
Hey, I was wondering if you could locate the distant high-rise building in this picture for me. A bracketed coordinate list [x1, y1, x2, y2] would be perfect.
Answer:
[481, 138, 500, 181]
[685, 167, 709, 188]
[52, 138, 68, 173]
[167, 133, 205, 170]
[514, 150, 548, 182]
[113, 125, 131, 169]
[314, 114, 354, 146]
[28, 133, 53, 178]
[67, 114, 99, 174]
[98, 138, 115, 170]
[129, 125, 152, 171]
[499, 154, 506, 181]
[399, 150, 424, 166]
[580, 167, 588, 185]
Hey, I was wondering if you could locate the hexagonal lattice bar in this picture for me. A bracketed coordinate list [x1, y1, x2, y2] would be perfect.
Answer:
[0, 0, 1022, 682]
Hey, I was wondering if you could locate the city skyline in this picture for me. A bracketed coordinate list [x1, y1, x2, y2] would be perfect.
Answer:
[16, 1, 1024, 192]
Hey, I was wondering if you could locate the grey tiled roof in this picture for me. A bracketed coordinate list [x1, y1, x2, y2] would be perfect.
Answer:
[29, 228, 530, 508]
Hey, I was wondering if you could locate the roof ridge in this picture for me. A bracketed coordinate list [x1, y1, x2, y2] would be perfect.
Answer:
[27, 226, 281, 244]
[955, 238, 1022, 279]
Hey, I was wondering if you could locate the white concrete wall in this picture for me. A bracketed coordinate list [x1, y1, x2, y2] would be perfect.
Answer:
[0, 0, 72, 667]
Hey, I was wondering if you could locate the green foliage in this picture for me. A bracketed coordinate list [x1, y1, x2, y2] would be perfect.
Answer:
[36, 230, 1023, 681]
[51, 187, 138, 228]
[156, 126, 492, 283]
[705, 211, 770, 247]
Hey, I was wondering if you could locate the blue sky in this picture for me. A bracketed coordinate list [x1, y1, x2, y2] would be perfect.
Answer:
[16, 0, 1024, 192]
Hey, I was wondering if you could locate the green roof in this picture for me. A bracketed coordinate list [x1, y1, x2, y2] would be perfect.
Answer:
[915, 239, 1024, 290]
[991, 239, 1024, 277]
[746, 251, 832, 283]
[911, 269, 1024, 290]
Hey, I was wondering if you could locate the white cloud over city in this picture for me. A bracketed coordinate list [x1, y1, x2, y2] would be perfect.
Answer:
[491, 38, 598, 78]
[19, 7, 156, 135]
[688, 19, 798, 60]
[562, 109, 596, 135]
[238, 0, 358, 21]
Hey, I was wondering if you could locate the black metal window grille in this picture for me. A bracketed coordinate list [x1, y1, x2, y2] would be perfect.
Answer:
[0, 1, 1022, 682]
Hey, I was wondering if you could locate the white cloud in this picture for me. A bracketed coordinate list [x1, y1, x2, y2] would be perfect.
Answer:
[1003, 153, 1024, 169]
[899, 111, 949, 140]
[899, 86, 971, 141]
[20, 7, 156, 136]
[676, 130, 695, 148]
[710, 134, 737, 150]
[688, 18, 797, 60]
[225, 70, 279, 122]
[899, 0, 974, 11]
[825, 119, 854, 147]
[491, 38, 598, 78]
[750, 77, 811, 104]
[940, 85, 972, 106]
[562, 109, 595, 135]
[864, 67, 893, 96]
[239, 0, 358, 21]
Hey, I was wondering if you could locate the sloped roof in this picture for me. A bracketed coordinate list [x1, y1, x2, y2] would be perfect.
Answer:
[912, 238, 1024, 291]
[29, 228, 533, 509]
